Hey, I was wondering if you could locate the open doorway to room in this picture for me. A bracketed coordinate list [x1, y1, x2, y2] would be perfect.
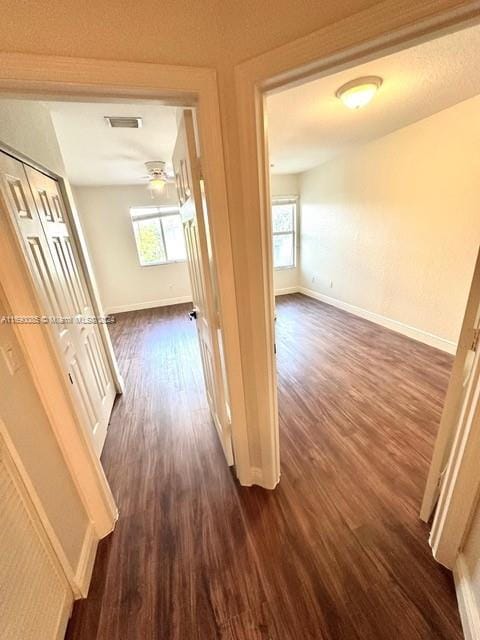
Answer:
[0, 94, 237, 453]
[0, 96, 235, 463]
[262, 20, 480, 638]
[47, 102, 191, 317]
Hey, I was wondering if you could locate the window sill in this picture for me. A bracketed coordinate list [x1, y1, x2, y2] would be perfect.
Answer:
[274, 265, 296, 271]
[139, 259, 188, 267]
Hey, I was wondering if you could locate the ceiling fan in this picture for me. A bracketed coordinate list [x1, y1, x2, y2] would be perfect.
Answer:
[142, 161, 175, 196]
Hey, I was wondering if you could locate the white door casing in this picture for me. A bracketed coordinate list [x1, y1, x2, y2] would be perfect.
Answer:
[173, 109, 234, 465]
[0, 151, 115, 456]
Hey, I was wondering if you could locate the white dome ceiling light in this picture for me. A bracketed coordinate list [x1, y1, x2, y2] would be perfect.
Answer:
[336, 76, 383, 110]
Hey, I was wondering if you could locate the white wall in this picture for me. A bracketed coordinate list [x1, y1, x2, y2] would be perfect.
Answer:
[73, 184, 192, 313]
[0, 99, 67, 175]
[270, 173, 300, 293]
[299, 95, 480, 350]
[74, 175, 301, 312]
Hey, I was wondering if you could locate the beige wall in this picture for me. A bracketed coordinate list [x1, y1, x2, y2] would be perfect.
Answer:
[73, 185, 192, 313]
[0, 290, 89, 570]
[299, 95, 480, 347]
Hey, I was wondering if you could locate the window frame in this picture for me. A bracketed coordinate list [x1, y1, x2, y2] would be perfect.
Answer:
[130, 205, 187, 267]
[271, 197, 298, 270]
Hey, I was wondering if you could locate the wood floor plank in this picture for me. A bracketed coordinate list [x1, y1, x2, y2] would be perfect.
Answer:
[65, 295, 463, 639]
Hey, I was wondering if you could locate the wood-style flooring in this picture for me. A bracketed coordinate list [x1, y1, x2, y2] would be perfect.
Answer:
[66, 293, 462, 639]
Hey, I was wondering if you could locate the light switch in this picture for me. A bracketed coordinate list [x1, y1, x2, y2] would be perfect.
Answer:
[1, 344, 21, 376]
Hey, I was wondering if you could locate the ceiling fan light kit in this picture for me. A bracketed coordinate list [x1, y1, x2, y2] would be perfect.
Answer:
[145, 160, 170, 196]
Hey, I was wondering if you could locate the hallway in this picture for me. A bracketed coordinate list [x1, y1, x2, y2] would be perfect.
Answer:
[66, 294, 462, 639]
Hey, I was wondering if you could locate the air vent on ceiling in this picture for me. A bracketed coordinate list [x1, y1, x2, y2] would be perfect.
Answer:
[104, 116, 143, 129]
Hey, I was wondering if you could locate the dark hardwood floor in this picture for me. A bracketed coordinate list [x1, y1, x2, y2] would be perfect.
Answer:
[66, 293, 462, 639]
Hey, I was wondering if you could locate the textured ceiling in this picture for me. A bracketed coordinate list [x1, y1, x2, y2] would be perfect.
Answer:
[48, 102, 178, 186]
[43, 23, 480, 184]
[267, 23, 480, 174]
[0, 0, 378, 69]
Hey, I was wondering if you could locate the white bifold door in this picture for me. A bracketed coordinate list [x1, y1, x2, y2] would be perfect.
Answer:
[172, 110, 234, 465]
[0, 151, 115, 456]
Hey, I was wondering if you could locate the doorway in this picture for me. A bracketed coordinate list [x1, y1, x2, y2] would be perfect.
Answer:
[0, 95, 238, 461]
[260, 17, 480, 505]
[249, 18, 478, 510]
[258, 18, 480, 637]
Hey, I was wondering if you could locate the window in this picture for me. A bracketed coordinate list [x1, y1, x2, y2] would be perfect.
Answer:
[272, 199, 297, 269]
[130, 207, 187, 266]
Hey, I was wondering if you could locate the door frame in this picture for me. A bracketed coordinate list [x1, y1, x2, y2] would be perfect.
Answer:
[232, 3, 480, 505]
[0, 56, 250, 534]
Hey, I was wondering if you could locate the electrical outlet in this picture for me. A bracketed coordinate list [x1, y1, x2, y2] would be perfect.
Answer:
[329, 280, 333, 288]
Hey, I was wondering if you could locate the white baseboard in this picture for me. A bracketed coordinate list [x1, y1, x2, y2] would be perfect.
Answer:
[238, 466, 279, 489]
[454, 554, 480, 640]
[298, 287, 457, 354]
[74, 523, 99, 598]
[106, 295, 192, 314]
[275, 286, 300, 296]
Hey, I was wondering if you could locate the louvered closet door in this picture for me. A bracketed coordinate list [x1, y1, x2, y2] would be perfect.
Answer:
[0, 152, 115, 456]
[0, 438, 72, 640]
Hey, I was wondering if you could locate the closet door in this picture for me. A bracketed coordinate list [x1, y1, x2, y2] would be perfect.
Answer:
[24, 165, 116, 454]
[0, 152, 115, 455]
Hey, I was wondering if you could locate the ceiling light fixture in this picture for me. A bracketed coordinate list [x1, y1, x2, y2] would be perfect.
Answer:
[144, 161, 174, 198]
[148, 177, 166, 194]
[335, 76, 383, 110]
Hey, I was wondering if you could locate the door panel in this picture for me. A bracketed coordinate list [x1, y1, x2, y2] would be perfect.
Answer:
[173, 110, 234, 465]
[70, 354, 99, 431]
[421, 247, 480, 521]
[25, 165, 115, 455]
[0, 152, 114, 456]
[51, 235, 88, 316]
